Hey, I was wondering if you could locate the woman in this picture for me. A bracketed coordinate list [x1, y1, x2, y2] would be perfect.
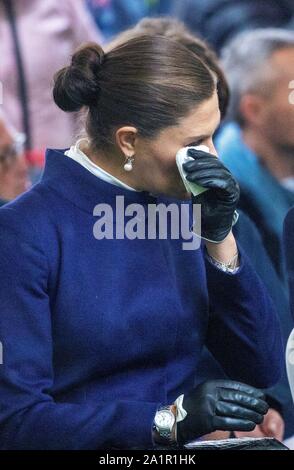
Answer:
[0, 36, 282, 449]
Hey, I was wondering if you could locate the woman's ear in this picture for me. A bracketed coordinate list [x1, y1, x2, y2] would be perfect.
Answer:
[239, 94, 266, 127]
[115, 126, 138, 157]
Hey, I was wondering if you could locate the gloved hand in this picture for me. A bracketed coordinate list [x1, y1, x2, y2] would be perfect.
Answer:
[177, 380, 269, 445]
[183, 148, 240, 243]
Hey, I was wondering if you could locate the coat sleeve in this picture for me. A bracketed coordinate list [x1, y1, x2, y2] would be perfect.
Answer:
[204, 245, 283, 388]
[0, 220, 158, 450]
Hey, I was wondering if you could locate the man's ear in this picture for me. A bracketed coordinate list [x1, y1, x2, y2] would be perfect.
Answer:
[239, 94, 266, 127]
[115, 126, 138, 157]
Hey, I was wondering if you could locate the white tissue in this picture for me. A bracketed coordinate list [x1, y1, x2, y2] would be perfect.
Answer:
[176, 145, 210, 196]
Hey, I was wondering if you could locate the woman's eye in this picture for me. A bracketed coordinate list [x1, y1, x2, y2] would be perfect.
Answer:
[188, 141, 203, 147]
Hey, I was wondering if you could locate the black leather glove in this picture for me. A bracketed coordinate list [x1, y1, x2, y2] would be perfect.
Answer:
[177, 380, 269, 445]
[183, 148, 240, 242]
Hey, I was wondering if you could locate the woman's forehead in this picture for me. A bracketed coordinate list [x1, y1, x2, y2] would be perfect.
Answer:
[166, 92, 220, 140]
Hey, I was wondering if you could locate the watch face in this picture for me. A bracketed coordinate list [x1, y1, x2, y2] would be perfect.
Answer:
[154, 410, 175, 429]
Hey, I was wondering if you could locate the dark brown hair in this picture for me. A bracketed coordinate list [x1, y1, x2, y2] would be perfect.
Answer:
[107, 17, 229, 118]
[53, 35, 215, 151]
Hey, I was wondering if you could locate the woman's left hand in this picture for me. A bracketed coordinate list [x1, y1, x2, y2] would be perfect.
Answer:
[234, 408, 285, 442]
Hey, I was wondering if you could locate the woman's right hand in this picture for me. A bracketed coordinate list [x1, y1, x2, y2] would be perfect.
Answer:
[177, 380, 269, 445]
[183, 148, 240, 243]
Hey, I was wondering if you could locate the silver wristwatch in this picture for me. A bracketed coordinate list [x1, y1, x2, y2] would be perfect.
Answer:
[153, 405, 176, 444]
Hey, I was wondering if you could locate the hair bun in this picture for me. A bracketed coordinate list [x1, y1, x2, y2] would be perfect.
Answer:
[53, 42, 105, 112]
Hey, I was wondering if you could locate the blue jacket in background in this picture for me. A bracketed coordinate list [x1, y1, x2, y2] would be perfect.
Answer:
[284, 207, 294, 319]
[173, 0, 294, 52]
[86, 0, 172, 40]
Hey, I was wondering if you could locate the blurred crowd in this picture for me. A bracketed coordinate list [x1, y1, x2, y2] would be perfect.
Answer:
[1, 0, 294, 446]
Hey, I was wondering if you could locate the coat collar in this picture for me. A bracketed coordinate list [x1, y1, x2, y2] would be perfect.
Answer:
[41, 149, 157, 214]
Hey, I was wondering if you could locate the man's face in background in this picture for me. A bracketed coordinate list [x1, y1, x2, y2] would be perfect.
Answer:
[255, 47, 294, 155]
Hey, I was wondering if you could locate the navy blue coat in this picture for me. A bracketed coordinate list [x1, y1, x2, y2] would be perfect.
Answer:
[0, 149, 283, 449]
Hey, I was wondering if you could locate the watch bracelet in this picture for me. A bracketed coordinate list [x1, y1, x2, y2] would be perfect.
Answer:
[152, 404, 177, 445]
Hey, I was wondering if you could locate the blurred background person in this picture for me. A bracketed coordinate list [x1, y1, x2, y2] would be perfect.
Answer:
[0, 0, 102, 180]
[0, 116, 30, 206]
[107, 17, 294, 443]
[216, 29, 294, 283]
[87, 0, 172, 41]
[172, 0, 294, 53]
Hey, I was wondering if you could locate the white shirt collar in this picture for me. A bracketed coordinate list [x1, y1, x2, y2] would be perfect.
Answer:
[65, 138, 140, 192]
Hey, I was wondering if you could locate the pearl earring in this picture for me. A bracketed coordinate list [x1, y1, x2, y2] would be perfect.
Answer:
[123, 155, 134, 172]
